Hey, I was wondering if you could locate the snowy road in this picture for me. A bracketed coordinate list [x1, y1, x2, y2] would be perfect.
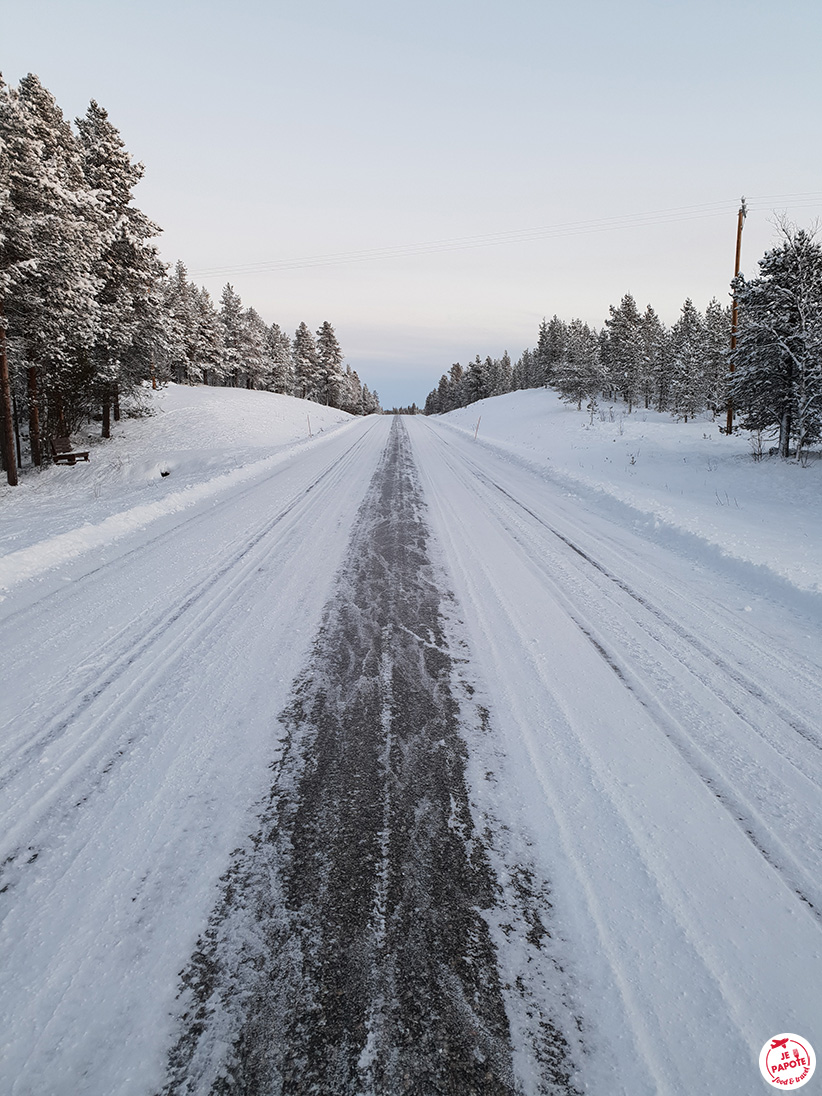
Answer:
[1, 414, 821, 1095]
[0, 417, 389, 1095]
[411, 416, 822, 1094]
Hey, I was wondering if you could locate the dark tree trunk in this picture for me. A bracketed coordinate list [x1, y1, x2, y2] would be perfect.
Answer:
[0, 302, 19, 486]
[113, 386, 120, 422]
[779, 406, 791, 458]
[28, 365, 42, 466]
[12, 392, 22, 468]
[102, 392, 111, 438]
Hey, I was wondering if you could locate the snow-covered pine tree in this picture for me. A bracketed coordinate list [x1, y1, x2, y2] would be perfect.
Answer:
[219, 284, 245, 387]
[266, 322, 294, 394]
[448, 362, 465, 406]
[293, 322, 319, 401]
[436, 372, 451, 411]
[0, 79, 19, 483]
[481, 355, 500, 397]
[637, 304, 668, 411]
[75, 99, 164, 435]
[511, 349, 536, 391]
[497, 350, 513, 394]
[538, 315, 568, 387]
[731, 224, 822, 458]
[670, 299, 708, 422]
[316, 320, 345, 407]
[241, 307, 270, 390]
[193, 287, 224, 385]
[162, 260, 196, 383]
[463, 355, 487, 405]
[555, 318, 600, 410]
[603, 293, 642, 411]
[361, 384, 381, 414]
[340, 365, 363, 415]
[1, 75, 101, 459]
[704, 297, 731, 417]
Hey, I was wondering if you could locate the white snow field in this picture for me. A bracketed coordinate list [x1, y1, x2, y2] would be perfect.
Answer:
[1, 384, 821, 1095]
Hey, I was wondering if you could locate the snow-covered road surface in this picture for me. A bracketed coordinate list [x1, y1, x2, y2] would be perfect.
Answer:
[411, 416, 822, 1094]
[1, 412, 820, 1095]
[0, 417, 388, 1095]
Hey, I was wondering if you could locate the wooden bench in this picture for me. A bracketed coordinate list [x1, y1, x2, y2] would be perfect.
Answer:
[51, 436, 90, 465]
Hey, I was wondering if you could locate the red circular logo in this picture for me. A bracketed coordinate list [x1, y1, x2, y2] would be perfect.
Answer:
[759, 1034, 816, 1088]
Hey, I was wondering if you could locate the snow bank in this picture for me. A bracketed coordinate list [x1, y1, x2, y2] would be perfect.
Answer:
[0, 384, 357, 592]
[439, 389, 822, 595]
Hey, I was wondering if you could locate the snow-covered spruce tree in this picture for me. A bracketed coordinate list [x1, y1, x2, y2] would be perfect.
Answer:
[76, 99, 165, 435]
[293, 321, 319, 401]
[669, 298, 708, 422]
[1, 74, 101, 462]
[316, 320, 345, 407]
[731, 224, 822, 458]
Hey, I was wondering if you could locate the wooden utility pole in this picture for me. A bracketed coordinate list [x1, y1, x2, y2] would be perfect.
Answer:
[726, 197, 747, 436]
[0, 300, 19, 486]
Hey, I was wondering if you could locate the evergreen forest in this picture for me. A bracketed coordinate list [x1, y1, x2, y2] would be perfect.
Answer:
[0, 74, 380, 486]
[424, 223, 822, 462]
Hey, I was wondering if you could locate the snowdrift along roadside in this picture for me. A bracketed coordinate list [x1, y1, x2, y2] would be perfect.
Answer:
[439, 389, 822, 597]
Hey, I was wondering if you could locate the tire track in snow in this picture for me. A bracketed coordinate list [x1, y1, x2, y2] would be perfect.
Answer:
[0, 425, 378, 897]
[428, 427, 821, 753]
[159, 418, 579, 1096]
[418, 422, 822, 921]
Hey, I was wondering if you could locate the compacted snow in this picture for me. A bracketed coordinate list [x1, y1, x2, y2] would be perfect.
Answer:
[1, 384, 820, 1095]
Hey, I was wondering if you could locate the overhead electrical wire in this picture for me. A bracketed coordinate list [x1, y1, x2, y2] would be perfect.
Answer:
[189, 192, 822, 279]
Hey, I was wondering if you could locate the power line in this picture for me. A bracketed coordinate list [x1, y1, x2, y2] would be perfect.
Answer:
[189, 192, 822, 279]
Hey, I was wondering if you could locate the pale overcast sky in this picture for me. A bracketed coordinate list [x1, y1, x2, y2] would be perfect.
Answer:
[3, 0, 822, 406]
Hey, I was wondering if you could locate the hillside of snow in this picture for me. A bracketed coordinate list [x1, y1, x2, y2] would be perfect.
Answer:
[0, 384, 358, 591]
[440, 388, 822, 598]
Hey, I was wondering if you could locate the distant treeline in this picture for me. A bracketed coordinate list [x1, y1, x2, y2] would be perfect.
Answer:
[0, 74, 380, 485]
[425, 222, 822, 460]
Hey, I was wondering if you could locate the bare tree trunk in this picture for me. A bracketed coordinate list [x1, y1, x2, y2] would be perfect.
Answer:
[12, 391, 22, 468]
[113, 386, 120, 422]
[102, 391, 111, 438]
[0, 302, 19, 486]
[779, 406, 791, 458]
[27, 365, 41, 466]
